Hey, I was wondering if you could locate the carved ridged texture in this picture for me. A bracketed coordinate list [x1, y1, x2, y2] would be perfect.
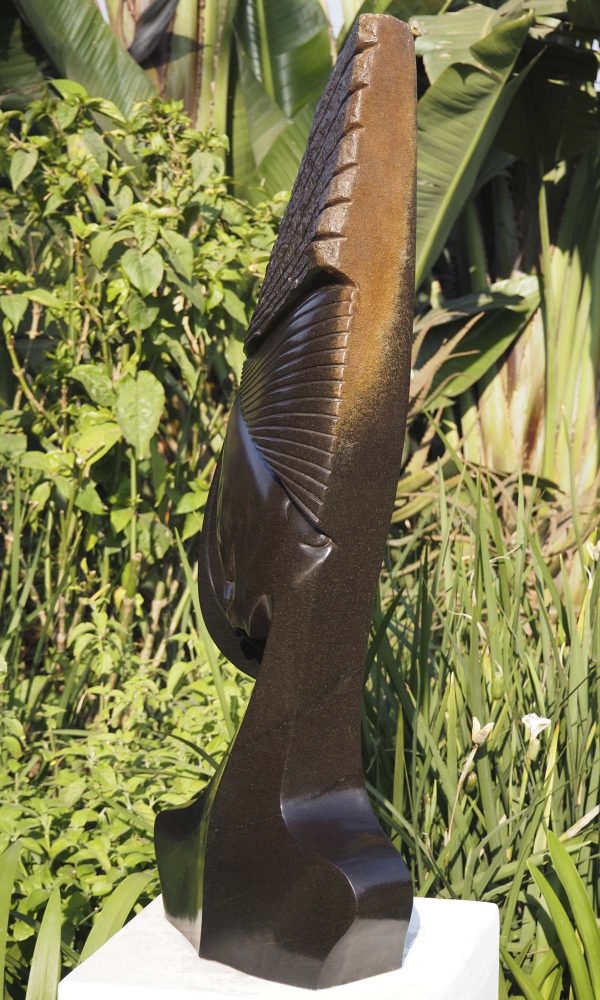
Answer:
[240, 286, 356, 525]
[245, 17, 379, 350]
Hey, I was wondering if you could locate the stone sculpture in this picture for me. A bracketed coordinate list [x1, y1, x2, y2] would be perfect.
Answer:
[155, 12, 417, 989]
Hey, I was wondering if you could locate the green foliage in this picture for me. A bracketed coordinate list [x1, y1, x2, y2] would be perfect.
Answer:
[0, 7, 599, 997]
[24, 888, 61, 1000]
[5, 0, 153, 114]
[78, 872, 153, 962]
[363, 470, 599, 998]
[0, 88, 272, 997]
[415, 8, 533, 288]
[502, 832, 600, 999]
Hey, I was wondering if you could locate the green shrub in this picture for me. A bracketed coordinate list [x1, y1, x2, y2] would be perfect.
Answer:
[0, 85, 598, 1000]
[0, 86, 276, 996]
[0, 82, 280, 720]
[364, 470, 599, 999]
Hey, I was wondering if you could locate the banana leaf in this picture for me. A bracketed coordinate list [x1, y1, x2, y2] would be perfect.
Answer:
[13, 0, 153, 115]
[415, 10, 534, 288]
[231, 0, 332, 196]
[0, 3, 52, 110]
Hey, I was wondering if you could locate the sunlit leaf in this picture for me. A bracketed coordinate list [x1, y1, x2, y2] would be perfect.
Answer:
[121, 248, 164, 297]
[10, 149, 38, 191]
[79, 872, 152, 963]
[115, 371, 165, 458]
[25, 887, 61, 1000]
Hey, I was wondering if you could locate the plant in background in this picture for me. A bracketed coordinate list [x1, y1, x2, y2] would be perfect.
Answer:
[362, 470, 599, 999]
[1, 0, 334, 197]
[0, 87, 268, 996]
[1, 3, 599, 997]
[503, 832, 600, 999]
[2, 1, 599, 503]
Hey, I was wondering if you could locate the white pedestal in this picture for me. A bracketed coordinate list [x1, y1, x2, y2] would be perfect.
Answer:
[59, 896, 499, 1000]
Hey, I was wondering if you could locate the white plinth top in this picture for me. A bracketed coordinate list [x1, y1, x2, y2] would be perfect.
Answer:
[59, 895, 499, 1000]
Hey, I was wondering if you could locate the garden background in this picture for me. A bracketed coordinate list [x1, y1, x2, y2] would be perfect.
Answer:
[0, 0, 598, 997]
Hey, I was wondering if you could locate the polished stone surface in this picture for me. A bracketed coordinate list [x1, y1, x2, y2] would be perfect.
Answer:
[155, 12, 418, 988]
[58, 896, 499, 999]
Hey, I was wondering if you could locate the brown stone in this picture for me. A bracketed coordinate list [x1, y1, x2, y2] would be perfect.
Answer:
[155, 13, 417, 988]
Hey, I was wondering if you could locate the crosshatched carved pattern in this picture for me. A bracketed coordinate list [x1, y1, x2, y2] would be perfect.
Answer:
[240, 285, 357, 525]
[245, 18, 379, 350]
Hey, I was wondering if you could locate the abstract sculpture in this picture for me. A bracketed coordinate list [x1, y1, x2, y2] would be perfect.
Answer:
[155, 13, 416, 989]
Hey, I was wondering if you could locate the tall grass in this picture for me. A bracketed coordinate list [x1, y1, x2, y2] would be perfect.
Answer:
[363, 466, 599, 997]
[1, 447, 598, 997]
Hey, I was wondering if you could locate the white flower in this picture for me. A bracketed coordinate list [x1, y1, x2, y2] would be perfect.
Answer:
[521, 713, 551, 740]
[471, 716, 494, 746]
[585, 539, 600, 561]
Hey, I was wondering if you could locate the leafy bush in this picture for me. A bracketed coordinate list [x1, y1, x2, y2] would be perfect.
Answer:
[0, 82, 598, 1000]
[363, 470, 599, 999]
[0, 86, 276, 996]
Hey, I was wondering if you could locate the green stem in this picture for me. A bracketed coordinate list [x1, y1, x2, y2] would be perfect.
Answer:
[130, 449, 137, 564]
[464, 199, 488, 293]
[538, 172, 557, 480]
[255, 0, 275, 101]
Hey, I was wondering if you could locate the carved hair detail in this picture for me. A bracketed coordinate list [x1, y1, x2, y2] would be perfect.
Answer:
[245, 17, 379, 351]
[240, 285, 356, 527]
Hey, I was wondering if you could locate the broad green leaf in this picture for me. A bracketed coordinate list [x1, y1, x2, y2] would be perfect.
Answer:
[529, 862, 594, 1000]
[115, 371, 165, 458]
[162, 230, 194, 282]
[413, 274, 538, 332]
[547, 832, 600, 996]
[133, 213, 159, 253]
[236, 0, 331, 117]
[497, 40, 599, 167]
[71, 365, 115, 407]
[0, 293, 28, 328]
[502, 948, 545, 1000]
[412, 5, 501, 84]
[231, 0, 332, 196]
[0, 6, 50, 111]
[81, 128, 108, 171]
[13, 0, 154, 115]
[222, 289, 247, 326]
[127, 296, 159, 332]
[224, 335, 245, 381]
[20, 450, 72, 475]
[154, 332, 198, 389]
[51, 79, 87, 99]
[23, 288, 62, 310]
[426, 281, 540, 402]
[72, 421, 122, 464]
[90, 231, 120, 269]
[79, 872, 152, 963]
[75, 482, 105, 516]
[0, 431, 27, 456]
[25, 887, 61, 1000]
[232, 48, 315, 196]
[191, 150, 223, 188]
[110, 505, 133, 533]
[0, 842, 21, 987]
[121, 248, 164, 297]
[10, 148, 38, 191]
[175, 490, 206, 514]
[182, 510, 204, 540]
[415, 12, 533, 287]
[235, 47, 289, 166]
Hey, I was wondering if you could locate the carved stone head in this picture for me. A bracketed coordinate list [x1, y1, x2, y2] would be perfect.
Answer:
[199, 13, 416, 677]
